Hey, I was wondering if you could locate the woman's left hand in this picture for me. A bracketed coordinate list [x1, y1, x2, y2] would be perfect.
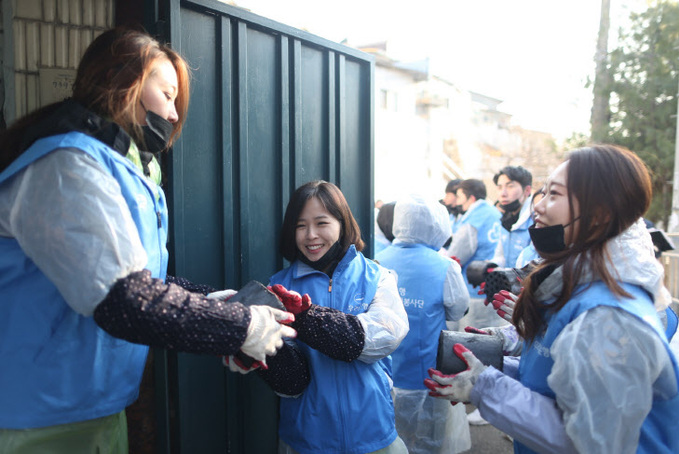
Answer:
[489, 290, 518, 322]
[424, 344, 487, 404]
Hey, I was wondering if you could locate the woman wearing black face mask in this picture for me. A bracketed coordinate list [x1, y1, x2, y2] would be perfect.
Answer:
[0, 28, 295, 451]
[425, 145, 679, 454]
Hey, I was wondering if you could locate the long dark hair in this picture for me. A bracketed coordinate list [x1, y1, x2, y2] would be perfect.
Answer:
[514, 145, 652, 341]
[279, 180, 364, 262]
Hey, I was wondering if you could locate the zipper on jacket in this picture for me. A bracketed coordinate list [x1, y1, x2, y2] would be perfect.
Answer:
[328, 278, 332, 292]
[156, 210, 161, 228]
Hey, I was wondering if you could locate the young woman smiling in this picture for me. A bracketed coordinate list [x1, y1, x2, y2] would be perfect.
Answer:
[227, 180, 410, 454]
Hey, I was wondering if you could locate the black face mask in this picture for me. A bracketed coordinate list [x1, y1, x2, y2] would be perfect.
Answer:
[445, 204, 462, 217]
[141, 109, 173, 153]
[528, 224, 566, 254]
[297, 241, 344, 275]
[528, 217, 580, 255]
[500, 199, 522, 213]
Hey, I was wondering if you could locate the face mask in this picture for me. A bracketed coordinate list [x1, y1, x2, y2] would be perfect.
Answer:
[528, 224, 566, 254]
[297, 241, 344, 274]
[500, 199, 522, 213]
[449, 205, 462, 216]
[141, 109, 173, 153]
[528, 217, 580, 255]
[445, 204, 461, 217]
[455, 204, 466, 216]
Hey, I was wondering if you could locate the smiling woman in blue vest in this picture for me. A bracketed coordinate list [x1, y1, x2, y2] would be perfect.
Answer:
[0, 28, 294, 453]
[425, 145, 679, 453]
[226, 180, 410, 454]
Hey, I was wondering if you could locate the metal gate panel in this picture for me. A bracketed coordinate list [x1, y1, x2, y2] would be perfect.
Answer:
[157, 0, 374, 451]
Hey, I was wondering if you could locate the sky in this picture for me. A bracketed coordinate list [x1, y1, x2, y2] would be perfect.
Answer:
[235, 0, 648, 141]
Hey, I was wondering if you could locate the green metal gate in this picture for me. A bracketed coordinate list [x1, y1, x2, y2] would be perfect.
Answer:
[152, 1, 375, 451]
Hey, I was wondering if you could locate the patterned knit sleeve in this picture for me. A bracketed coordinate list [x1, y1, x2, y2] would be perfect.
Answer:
[165, 274, 217, 295]
[256, 339, 311, 397]
[94, 270, 250, 356]
[291, 304, 366, 362]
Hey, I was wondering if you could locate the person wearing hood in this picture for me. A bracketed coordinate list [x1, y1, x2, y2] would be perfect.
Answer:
[0, 28, 294, 451]
[376, 194, 470, 454]
[491, 166, 533, 267]
[426, 145, 679, 454]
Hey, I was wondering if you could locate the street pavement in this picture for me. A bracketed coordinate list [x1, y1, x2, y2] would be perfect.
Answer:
[463, 405, 514, 453]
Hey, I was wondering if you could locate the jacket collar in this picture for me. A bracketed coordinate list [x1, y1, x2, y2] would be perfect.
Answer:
[293, 244, 358, 279]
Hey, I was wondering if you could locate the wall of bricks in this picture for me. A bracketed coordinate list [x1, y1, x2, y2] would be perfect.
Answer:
[1, 0, 113, 124]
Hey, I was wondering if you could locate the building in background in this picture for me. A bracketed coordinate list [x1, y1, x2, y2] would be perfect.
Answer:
[361, 42, 563, 205]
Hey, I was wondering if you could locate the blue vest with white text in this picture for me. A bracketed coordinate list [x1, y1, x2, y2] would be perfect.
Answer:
[376, 243, 450, 389]
[0, 132, 168, 429]
[271, 246, 397, 454]
[516, 282, 679, 454]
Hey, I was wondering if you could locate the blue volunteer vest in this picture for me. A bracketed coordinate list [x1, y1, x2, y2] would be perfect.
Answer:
[517, 282, 679, 454]
[376, 243, 450, 389]
[499, 213, 532, 268]
[457, 200, 501, 294]
[271, 246, 398, 454]
[0, 132, 168, 429]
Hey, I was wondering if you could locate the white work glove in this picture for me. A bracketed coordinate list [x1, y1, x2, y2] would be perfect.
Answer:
[240, 305, 296, 365]
[424, 344, 487, 404]
[206, 289, 238, 301]
[464, 325, 523, 356]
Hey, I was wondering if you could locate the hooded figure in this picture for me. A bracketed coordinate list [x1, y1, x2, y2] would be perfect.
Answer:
[376, 194, 470, 454]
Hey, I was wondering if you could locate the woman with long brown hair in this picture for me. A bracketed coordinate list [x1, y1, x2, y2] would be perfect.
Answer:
[0, 28, 294, 452]
[426, 145, 679, 453]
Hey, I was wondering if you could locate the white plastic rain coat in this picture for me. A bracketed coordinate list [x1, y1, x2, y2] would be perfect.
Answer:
[376, 194, 471, 454]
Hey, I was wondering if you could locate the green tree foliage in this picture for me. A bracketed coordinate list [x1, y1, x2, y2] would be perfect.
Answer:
[606, 1, 679, 225]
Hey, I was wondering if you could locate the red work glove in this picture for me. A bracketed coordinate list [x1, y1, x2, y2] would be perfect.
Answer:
[424, 344, 487, 405]
[268, 284, 312, 315]
[450, 255, 462, 266]
[464, 326, 490, 335]
[490, 290, 519, 322]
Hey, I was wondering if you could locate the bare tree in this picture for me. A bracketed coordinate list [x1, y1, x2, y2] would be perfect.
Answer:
[590, 0, 611, 142]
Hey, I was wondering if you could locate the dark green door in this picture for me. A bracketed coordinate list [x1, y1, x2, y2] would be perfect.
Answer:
[155, 0, 374, 452]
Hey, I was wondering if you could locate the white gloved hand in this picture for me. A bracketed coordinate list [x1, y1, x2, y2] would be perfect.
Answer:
[464, 325, 523, 356]
[240, 305, 296, 363]
[484, 324, 523, 356]
[424, 344, 487, 404]
[207, 289, 238, 301]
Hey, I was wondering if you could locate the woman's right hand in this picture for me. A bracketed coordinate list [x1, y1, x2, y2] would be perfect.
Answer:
[239, 306, 296, 364]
